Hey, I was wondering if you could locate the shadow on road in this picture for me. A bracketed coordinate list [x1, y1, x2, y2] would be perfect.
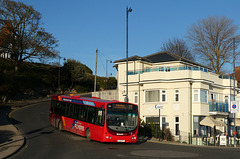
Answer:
[0, 130, 15, 145]
[137, 136, 151, 145]
[23, 125, 55, 140]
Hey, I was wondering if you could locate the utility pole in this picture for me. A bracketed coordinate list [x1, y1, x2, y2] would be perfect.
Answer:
[94, 49, 98, 92]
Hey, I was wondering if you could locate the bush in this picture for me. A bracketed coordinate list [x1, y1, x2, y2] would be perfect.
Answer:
[138, 118, 174, 141]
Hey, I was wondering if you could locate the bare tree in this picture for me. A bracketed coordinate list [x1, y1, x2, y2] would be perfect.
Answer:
[160, 38, 194, 61]
[187, 16, 239, 74]
[0, 0, 59, 63]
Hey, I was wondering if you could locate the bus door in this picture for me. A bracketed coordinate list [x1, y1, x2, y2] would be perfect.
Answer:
[64, 103, 75, 131]
[90, 108, 105, 141]
[49, 100, 58, 127]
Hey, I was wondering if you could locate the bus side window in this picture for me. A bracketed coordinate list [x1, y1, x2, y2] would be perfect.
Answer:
[68, 103, 73, 118]
[50, 100, 56, 113]
[87, 107, 95, 124]
[60, 102, 66, 116]
[73, 104, 79, 119]
[95, 109, 105, 126]
[79, 106, 87, 121]
[77, 105, 82, 121]
[55, 101, 61, 115]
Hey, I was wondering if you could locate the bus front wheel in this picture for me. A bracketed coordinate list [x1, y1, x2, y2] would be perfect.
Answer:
[85, 129, 91, 141]
[58, 120, 64, 132]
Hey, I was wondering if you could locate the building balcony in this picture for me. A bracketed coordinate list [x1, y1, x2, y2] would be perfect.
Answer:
[127, 65, 234, 80]
[209, 102, 229, 115]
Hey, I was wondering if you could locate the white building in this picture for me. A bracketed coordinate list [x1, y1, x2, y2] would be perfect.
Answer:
[114, 52, 240, 143]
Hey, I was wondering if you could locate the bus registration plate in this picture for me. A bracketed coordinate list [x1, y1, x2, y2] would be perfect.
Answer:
[117, 140, 125, 142]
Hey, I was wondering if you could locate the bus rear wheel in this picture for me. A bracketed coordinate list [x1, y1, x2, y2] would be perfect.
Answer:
[85, 129, 91, 141]
[58, 120, 64, 132]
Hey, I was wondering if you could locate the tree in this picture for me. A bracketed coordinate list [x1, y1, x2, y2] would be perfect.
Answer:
[160, 38, 194, 61]
[0, 0, 59, 63]
[187, 16, 240, 74]
[62, 59, 93, 91]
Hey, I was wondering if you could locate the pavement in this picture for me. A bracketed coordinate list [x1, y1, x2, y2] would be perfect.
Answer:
[0, 98, 50, 159]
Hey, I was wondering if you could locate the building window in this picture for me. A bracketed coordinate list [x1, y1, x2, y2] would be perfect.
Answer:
[193, 116, 199, 136]
[224, 95, 229, 104]
[174, 89, 179, 102]
[193, 90, 199, 102]
[145, 90, 160, 103]
[134, 92, 138, 103]
[146, 117, 159, 124]
[193, 116, 207, 137]
[230, 95, 234, 102]
[161, 90, 166, 102]
[162, 117, 166, 130]
[166, 67, 170, 72]
[200, 90, 207, 103]
[175, 116, 179, 135]
[210, 93, 218, 102]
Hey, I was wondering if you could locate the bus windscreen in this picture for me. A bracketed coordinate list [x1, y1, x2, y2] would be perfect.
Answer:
[106, 103, 138, 133]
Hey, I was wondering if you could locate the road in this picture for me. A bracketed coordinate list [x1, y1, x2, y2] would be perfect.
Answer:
[9, 101, 240, 159]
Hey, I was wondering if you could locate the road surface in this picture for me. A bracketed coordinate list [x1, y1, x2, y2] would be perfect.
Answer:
[9, 101, 240, 159]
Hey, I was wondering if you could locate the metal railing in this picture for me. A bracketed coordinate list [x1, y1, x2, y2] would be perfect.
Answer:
[128, 65, 234, 80]
[209, 102, 229, 113]
[139, 122, 239, 147]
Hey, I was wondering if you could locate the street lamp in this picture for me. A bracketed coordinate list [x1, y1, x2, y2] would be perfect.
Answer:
[125, 6, 132, 102]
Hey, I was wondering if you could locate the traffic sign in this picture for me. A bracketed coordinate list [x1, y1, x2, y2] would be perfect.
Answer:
[155, 105, 163, 109]
[230, 101, 239, 113]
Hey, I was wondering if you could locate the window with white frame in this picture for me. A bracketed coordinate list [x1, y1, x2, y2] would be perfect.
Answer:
[166, 66, 170, 72]
[162, 117, 166, 130]
[134, 92, 138, 104]
[174, 89, 179, 102]
[145, 90, 160, 103]
[200, 89, 208, 103]
[224, 95, 229, 104]
[161, 90, 166, 102]
[175, 116, 180, 135]
[210, 93, 218, 102]
[193, 90, 199, 102]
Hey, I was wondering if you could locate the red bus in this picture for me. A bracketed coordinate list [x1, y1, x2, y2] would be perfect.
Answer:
[49, 94, 139, 143]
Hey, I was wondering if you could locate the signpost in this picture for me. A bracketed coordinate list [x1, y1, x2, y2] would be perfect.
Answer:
[230, 101, 239, 147]
[155, 104, 163, 141]
[220, 136, 226, 146]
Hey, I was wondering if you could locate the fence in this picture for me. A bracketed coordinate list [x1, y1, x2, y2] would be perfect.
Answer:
[139, 122, 240, 147]
[92, 90, 118, 101]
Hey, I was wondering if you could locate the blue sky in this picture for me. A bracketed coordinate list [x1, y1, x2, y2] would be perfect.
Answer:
[17, 0, 240, 77]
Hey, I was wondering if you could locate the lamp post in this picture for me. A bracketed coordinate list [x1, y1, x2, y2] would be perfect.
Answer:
[125, 6, 132, 102]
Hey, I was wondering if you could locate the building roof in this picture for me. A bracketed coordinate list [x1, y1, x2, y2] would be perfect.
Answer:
[114, 55, 151, 63]
[236, 67, 240, 82]
[114, 52, 211, 69]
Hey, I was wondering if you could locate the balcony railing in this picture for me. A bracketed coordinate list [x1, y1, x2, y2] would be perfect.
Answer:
[128, 65, 234, 80]
[209, 102, 229, 113]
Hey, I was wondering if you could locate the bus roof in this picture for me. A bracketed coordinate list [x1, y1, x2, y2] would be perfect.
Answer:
[51, 94, 135, 107]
